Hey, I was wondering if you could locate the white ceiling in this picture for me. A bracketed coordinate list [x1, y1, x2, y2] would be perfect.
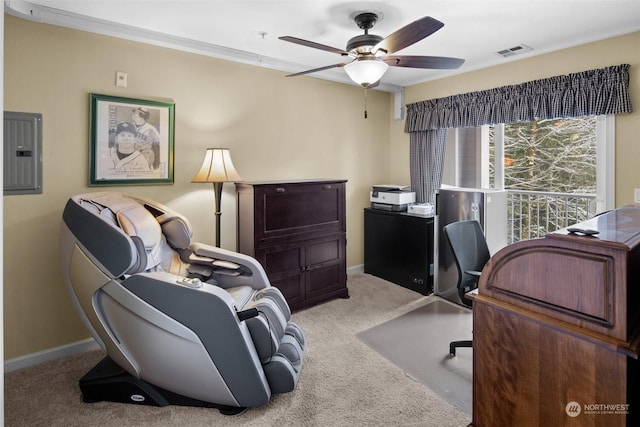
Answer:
[6, 0, 640, 92]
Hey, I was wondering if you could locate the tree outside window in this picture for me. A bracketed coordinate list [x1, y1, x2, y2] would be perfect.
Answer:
[489, 116, 597, 242]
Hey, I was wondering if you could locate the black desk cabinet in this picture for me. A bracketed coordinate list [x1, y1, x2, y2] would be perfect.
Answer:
[236, 180, 348, 311]
[364, 208, 434, 295]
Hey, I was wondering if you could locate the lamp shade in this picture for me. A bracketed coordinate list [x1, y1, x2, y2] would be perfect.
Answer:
[192, 148, 242, 183]
[344, 58, 389, 86]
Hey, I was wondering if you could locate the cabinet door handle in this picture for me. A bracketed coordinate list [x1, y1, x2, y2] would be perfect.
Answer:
[276, 187, 286, 193]
[323, 185, 332, 190]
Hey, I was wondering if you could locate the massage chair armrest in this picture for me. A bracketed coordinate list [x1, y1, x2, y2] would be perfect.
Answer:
[122, 271, 239, 309]
[189, 243, 270, 289]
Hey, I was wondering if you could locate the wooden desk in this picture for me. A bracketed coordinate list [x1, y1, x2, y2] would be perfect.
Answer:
[472, 206, 640, 426]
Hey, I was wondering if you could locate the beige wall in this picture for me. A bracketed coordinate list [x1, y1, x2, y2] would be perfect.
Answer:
[5, 12, 640, 360]
[3, 14, 392, 359]
[389, 31, 640, 208]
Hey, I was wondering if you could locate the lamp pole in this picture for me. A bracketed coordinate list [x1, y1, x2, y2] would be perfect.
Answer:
[212, 181, 224, 247]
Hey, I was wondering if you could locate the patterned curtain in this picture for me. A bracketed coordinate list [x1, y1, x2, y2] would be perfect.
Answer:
[404, 64, 633, 202]
[410, 130, 446, 204]
[405, 64, 632, 132]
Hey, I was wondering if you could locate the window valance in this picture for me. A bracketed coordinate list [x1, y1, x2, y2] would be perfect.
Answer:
[405, 64, 632, 132]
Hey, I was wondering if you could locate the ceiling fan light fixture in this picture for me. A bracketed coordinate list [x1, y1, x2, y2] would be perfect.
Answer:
[344, 58, 389, 86]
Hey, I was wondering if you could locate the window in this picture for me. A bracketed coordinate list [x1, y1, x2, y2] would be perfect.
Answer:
[442, 115, 614, 242]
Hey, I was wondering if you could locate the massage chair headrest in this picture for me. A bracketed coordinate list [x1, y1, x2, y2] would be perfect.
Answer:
[63, 192, 192, 276]
[129, 195, 193, 250]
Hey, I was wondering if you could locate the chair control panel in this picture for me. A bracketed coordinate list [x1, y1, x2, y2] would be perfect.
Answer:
[177, 277, 202, 288]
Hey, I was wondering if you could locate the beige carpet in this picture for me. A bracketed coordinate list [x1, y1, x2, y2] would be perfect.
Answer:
[5, 273, 471, 426]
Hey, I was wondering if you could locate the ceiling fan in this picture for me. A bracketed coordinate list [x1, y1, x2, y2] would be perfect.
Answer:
[279, 12, 465, 87]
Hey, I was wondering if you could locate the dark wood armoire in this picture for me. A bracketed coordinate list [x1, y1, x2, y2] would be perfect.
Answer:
[236, 179, 348, 311]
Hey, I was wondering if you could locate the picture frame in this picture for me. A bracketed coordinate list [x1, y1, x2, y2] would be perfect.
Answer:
[89, 93, 175, 185]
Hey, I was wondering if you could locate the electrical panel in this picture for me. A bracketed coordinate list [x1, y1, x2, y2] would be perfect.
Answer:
[4, 111, 43, 195]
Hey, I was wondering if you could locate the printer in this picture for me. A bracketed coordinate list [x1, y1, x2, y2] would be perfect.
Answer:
[370, 185, 416, 212]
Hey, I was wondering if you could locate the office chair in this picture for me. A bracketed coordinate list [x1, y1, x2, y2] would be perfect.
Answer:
[60, 192, 305, 414]
[442, 220, 490, 356]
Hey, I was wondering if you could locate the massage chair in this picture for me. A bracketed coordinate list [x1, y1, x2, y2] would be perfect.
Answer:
[59, 192, 305, 414]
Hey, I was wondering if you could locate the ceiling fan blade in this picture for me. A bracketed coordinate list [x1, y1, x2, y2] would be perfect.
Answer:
[279, 36, 349, 56]
[383, 55, 465, 69]
[285, 63, 346, 77]
[374, 16, 444, 55]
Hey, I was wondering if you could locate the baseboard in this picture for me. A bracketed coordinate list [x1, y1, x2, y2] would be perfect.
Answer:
[347, 264, 364, 274]
[4, 338, 100, 373]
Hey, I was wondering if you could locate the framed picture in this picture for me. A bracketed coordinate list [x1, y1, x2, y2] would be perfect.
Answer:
[89, 93, 175, 185]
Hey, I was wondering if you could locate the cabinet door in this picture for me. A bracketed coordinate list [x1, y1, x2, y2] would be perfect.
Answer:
[254, 182, 345, 244]
[256, 243, 305, 309]
[305, 234, 347, 301]
[256, 234, 347, 311]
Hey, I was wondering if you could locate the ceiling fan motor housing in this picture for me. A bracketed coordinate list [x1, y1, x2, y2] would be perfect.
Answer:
[346, 34, 383, 53]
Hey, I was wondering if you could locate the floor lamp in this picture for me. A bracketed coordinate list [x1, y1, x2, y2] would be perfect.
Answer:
[192, 148, 242, 247]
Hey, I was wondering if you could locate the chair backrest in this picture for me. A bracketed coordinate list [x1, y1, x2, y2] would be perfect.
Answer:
[62, 192, 190, 276]
[443, 220, 491, 306]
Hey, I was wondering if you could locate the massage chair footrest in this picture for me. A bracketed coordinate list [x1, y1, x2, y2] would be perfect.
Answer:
[79, 356, 246, 415]
[262, 333, 305, 394]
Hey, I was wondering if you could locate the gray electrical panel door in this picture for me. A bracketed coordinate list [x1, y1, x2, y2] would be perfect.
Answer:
[4, 111, 43, 195]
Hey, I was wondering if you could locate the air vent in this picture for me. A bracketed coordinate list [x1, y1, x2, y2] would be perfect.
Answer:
[496, 44, 533, 58]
